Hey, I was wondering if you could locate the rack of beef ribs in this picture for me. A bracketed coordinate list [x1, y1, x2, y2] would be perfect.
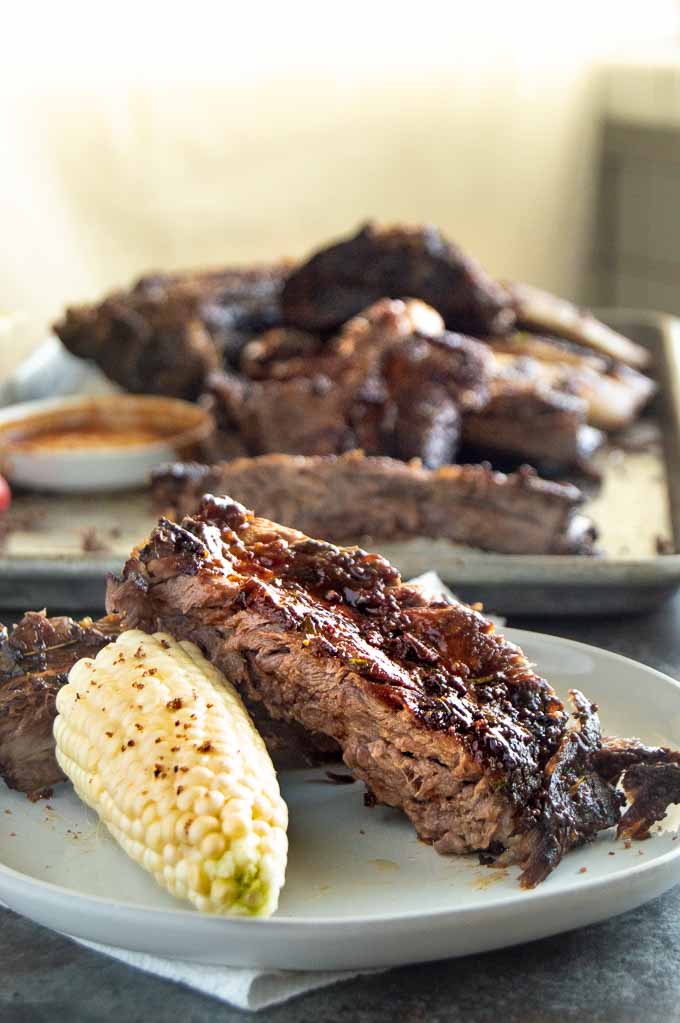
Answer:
[204, 292, 640, 472]
[150, 451, 598, 556]
[54, 263, 290, 399]
[52, 223, 656, 478]
[0, 611, 119, 798]
[281, 222, 515, 336]
[106, 496, 680, 886]
[204, 298, 493, 468]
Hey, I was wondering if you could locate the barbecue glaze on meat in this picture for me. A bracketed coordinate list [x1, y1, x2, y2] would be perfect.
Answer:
[105, 496, 675, 885]
[0, 611, 118, 796]
[151, 451, 598, 556]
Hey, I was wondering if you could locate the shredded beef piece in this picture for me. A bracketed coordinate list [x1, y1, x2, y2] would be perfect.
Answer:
[593, 738, 680, 838]
[617, 764, 680, 839]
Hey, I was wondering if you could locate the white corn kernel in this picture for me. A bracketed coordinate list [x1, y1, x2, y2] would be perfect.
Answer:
[54, 630, 288, 916]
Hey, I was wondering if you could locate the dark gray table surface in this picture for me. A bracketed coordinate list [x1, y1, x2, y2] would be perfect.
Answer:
[4, 596, 680, 1023]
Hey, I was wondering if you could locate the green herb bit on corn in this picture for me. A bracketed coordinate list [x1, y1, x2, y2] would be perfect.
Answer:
[53, 630, 288, 917]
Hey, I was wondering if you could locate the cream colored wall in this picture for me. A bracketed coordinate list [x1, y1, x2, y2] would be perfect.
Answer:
[1, 1, 677, 375]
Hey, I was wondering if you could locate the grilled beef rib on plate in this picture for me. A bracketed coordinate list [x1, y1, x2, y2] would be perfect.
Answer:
[106, 495, 679, 886]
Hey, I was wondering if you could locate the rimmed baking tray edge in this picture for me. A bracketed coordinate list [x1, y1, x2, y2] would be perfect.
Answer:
[1, 309, 679, 616]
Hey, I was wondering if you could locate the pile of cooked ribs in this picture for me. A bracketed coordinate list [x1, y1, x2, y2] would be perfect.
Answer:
[54, 223, 657, 556]
[2, 498, 680, 887]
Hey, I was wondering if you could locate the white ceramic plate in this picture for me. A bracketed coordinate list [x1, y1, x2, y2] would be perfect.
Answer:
[2, 629, 680, 971]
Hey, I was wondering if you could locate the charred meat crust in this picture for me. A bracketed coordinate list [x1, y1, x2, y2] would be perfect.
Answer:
[506, 691, 623, 888]
[150, 451, 598, 556]
[0, 611, 118, 796]
[281, 222, 515, 336]
[594, 738, 680, 838]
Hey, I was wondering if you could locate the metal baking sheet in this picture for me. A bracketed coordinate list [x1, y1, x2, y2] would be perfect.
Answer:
[1, 310, 679, 615]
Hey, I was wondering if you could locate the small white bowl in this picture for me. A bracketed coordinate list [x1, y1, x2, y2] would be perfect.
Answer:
[0, 395, 214, 492]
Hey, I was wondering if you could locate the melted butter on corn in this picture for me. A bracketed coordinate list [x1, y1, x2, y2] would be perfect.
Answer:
[54, 631, 288, 917]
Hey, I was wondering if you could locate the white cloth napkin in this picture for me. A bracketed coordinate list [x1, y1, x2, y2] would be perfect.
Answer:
[408, 571, 506, 628]
[0, 894, 375, 1011]
[76, 940, 380, 1012]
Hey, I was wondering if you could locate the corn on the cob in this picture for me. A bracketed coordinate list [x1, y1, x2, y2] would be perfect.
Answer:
[53, 630, 288, 917]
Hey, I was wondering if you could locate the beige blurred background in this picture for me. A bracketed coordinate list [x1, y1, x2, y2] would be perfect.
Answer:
[2, 1, 679, 376]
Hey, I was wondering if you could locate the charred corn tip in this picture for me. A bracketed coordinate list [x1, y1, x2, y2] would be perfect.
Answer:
[53, 630, 288, 917]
